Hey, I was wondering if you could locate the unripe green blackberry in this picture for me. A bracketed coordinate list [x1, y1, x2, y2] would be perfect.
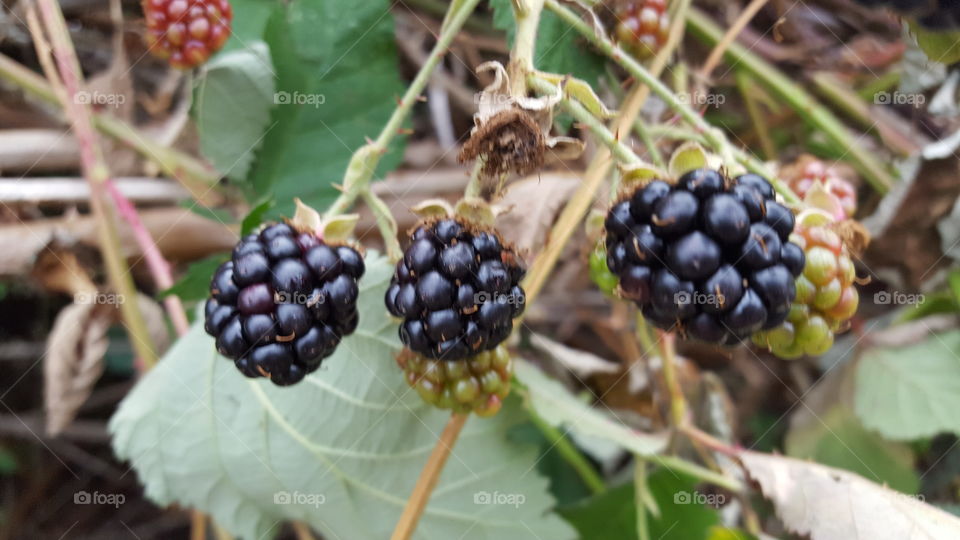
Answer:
[613, 0, 670, 60]
[396, 345, 512, 417]
[753, 214, 859, 359]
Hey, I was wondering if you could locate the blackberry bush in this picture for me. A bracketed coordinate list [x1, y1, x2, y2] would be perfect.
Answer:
[613, 0, 670, 60]
[204, 222, 365, 386]
[753, 213, 860, 358]
[604, 169, 805, 344]
[385, 217, 526, 361]
[143, 0, 232, 69]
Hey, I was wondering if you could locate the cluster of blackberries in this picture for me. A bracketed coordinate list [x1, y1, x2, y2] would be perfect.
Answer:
[853, 0, 960, 29]
[604, 169, 805, 344]
[385, 218, 526, 361]
[204, 223, 365, 386]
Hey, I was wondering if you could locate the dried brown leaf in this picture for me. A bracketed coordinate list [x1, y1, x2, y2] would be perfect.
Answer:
[740, 450, 960, 540]
[496, 173, 581, 256]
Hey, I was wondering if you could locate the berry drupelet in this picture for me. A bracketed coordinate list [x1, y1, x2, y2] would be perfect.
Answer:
[603, 169, 805, 344]
[204, 222, 365, 386]
[143, 0, 232, 69]
[613, 0, 670, 60]
[753, 215, 860, 358]
[385, 218, 526, 361]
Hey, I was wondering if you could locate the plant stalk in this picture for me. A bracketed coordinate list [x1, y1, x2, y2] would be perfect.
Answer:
[30, 0, 158, 368]
[391, 413, 468, 540]
[324, 0, 483, 220]
[529, 412, 606, 494]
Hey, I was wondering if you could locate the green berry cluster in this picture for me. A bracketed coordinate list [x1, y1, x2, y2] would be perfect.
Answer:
[397, 345, 512, 417]
[753, 214, 859, 358]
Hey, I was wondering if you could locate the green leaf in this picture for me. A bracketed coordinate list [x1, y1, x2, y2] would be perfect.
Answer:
[513, 359, 667, 456]
[855, 331, 960, 441]
[195, 42, 276, 182]
[110, 255, 575, 540]
[559, 468, 721, 540]
[248, 0, 405, 216]
[909, 21, 960, 65]
[220, 0, 277, 52]
[489, 0, 606, 88]
[160, 254, 230, 303]
[241, 198, 275, 235]
[786, 405, 919, 494]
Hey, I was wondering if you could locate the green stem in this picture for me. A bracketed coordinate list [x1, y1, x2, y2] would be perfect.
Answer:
[634, 118, 666, 169]
[31, 0, 158, 367]
[736, 69, 776, 160]
[463, 160, 485, 199]
[634, 463, 650, 540]
[508, 0, 545, 96]
[685, 8, 894, 193]
[324, 0, 483, 219]
[542, 0, 800, 203]
[529, 76, 641, 166]
[650, 454, 742, 492]
[529, 412, 606, 495]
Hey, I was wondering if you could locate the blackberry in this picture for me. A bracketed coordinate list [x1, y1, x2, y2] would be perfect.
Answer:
[204, 222, 365, 386]
[396, 345, 512, 416]
[386, 218, 526, 361]
[613, 0, 671, 60]
[604, 168, 805, 344]
[753, 214, 859, 359]
[143, 0, 232, 69]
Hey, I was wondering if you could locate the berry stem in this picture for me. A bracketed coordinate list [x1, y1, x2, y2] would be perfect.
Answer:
[520, 0, 691, 304]
[391, 412, 468, 540]
[360, 190, 403, 261]
[27, 0, 158, 368]
[654, 330, 687, 426]
[529, 411, 607, 494]
[0, 52, 221, 202]
[541, 0, 803, 204]
[508, 0, 545, 97]
[324, 0, 483, 221]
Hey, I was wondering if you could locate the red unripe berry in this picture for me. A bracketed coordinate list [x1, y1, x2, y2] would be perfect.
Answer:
[143, 0, 233, 69]
[613, 0, 670, 59]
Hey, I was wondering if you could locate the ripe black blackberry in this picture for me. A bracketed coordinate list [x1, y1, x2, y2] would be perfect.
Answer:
[385, 218, 526, 361]
[604, 169, 805, 344]
[204, 222, 365, 386]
